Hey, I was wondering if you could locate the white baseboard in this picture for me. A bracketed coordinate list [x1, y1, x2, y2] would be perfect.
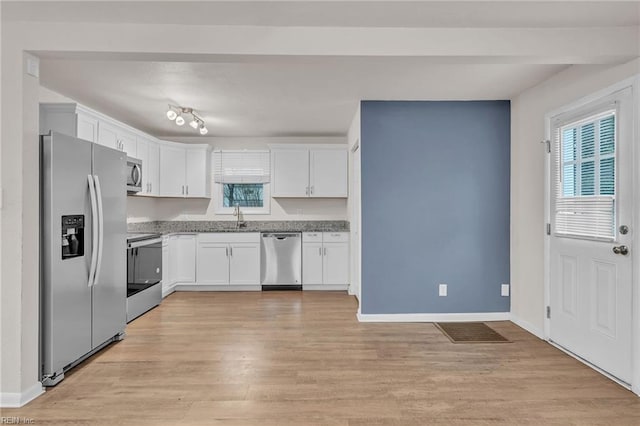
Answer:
[0, 382, 44, 407]
[303, 285, 348, 291]
[175, 284, 262, 291]
[357, 312, 510, 323]
[509, 314, 545, 340]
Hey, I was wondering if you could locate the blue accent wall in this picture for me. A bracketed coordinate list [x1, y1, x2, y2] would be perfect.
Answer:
[360, 101, 510, 314]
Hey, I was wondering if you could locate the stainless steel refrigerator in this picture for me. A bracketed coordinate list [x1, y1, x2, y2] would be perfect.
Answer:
[41, 132, 127, 386]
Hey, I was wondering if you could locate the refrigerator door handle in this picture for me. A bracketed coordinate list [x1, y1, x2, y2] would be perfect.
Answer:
[93, 175, 105, 286]
[87, 175, 99, 287]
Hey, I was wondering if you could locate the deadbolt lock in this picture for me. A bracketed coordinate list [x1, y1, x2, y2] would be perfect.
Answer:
[619, 225, 629, 235]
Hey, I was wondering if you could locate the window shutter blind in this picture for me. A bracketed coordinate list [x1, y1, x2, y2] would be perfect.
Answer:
[553, 110, 616, 241]
[213, 150, 270, 184]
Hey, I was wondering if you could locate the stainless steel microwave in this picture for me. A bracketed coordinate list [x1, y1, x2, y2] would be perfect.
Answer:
[126, 157, 142, 193]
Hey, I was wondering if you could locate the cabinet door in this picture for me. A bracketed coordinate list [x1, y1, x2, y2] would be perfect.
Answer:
[162, 239, 171, 296]
[76, 113, 98, 143]
[271, 149, 310, 197]
[97, 121, 119, 150]
[303, 243, 324, 285]
[159, 145, 186, 197]
[229, 243, 260, 284]
[136, 138, 149, 194]
[120, 131, 137, 157]
[310, 149, 348, 197]
[196, 243, 230, 285]
[147, 142, 160, 196]
[185, 149, 209, 198]
[323, 243, 349, 285]
[174, 235, 196, 283]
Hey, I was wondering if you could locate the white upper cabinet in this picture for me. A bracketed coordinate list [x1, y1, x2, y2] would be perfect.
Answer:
[310, 149, 348, 197]
[185, 148, 210, 198]
[76, 112, 99, 143]
[147, 142, 160, 196]
[97, 120, 137, 157]
[136, 136, 160, 196]
[270, 145, 348, 198]
[159, 144, 187, 197]
[159, 143, 211, 198]
[40, 103, 99, 143]
[271, 149, 310, 197]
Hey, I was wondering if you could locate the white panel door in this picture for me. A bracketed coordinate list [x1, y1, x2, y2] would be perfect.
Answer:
[196, 243, 230, 285]
[97, 121, 119, 150]
[271, 149, 310, 197]
[185, 149, 209, 198]
[159, 145, 186, 197]
[229, 244, 260, 284]
[147, 142, 160, 196]
[303, 243, 323, 284]
[323, 243, 349, 285]
[174, 235, 196, 283]
[310, 149, 348, 197]
[76, 113, 98, 143]
[549, 89, 633, 384]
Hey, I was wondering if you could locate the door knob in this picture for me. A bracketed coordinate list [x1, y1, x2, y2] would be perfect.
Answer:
[612, 245, 629, 255]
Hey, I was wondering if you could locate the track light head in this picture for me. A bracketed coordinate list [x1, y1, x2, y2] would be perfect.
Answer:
[175, 115, 185, 126]
[166, 109, 177, 121]
[199, 125, 208, 135]
[189, 118, 199, 129]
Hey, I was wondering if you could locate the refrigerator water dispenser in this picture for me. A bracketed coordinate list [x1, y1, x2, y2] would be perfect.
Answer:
[61, 215, 84, 259]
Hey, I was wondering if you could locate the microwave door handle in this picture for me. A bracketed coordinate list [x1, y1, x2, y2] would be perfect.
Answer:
[93, 175, 105, 286]
[132, 163, 141, 186]
[87, 175, 99, 287]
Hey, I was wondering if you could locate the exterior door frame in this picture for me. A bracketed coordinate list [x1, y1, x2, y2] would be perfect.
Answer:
[543, 75, 640, 396]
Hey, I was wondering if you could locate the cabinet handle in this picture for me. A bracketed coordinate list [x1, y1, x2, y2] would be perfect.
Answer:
[319, 247, 322, 256]
[310, 186, 314, 195]
[225, 247, 228, 257]
[324, 247, 327, 256]
[186, 185, 189, 196]
[181, 185, 184, 195]
[150, 182, 152, 192]
[305, 187, 309, 196]
[229, 246, 233, 257]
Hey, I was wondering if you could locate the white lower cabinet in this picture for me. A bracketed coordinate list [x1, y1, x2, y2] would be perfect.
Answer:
[170, 234, 196, 284]
[302, 232, 349, 286]
[162, 236, 172, 297]
[196, 233, 260, 286]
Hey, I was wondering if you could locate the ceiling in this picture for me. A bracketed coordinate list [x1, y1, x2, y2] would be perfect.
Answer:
[4, 1, 639, 28]
[40, 58, 567, 137]
[7, 1, 637, 138]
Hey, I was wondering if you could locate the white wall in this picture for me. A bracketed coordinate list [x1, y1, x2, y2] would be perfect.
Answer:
[127, 136, 349, 223]
[510, 58, 640, 336]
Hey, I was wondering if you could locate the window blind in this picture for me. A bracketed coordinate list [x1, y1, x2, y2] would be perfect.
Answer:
[553, 110, 616, 241]
[213, 150, 270, 184]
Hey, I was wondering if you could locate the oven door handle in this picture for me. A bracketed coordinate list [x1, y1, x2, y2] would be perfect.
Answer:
[128, 237, 163, 249]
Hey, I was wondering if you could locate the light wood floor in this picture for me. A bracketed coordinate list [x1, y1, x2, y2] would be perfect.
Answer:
[3, 292, 640, 425]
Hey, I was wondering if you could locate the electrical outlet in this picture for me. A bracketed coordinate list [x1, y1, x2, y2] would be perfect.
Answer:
[501, 284, 510, 297]
[438, 284, 447, 297]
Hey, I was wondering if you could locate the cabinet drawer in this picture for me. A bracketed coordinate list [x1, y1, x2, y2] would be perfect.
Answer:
[302, 232, 323, 242]
[198, 232, 260, 243]
[323, 232, 349, 243]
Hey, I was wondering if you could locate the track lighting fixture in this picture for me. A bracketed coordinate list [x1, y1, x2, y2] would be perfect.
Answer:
[166, 105, 208, 135]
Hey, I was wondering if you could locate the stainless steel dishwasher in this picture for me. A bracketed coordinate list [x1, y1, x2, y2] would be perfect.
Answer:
[260, 233, 302, 289]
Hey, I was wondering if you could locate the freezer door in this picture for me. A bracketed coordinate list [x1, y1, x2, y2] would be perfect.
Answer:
[41, 133, 93, 376]
[91, 143, 127, 348]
